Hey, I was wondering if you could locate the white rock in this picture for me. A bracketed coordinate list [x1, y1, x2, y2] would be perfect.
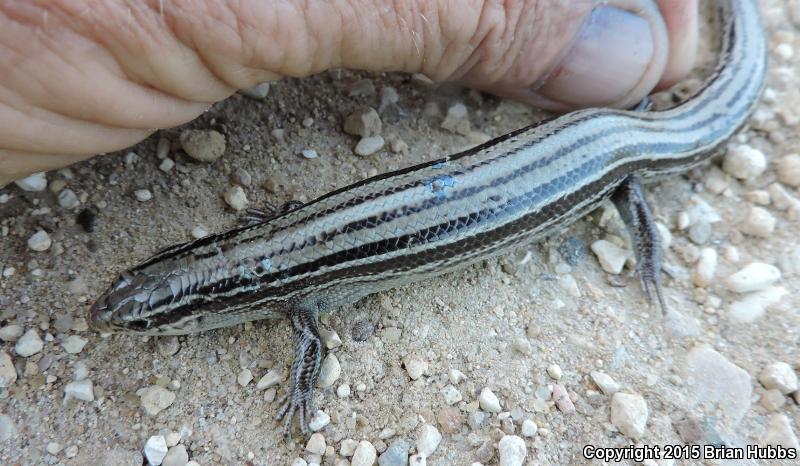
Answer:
[61, 335, 87, 354]
[180, 130, 226, 162]
[57, 189, 80, 209]
[340, 439, 358, 457]
[290, 459, 307, 466]
[241, 82, 270, 100]
[404, 355, 427, 380]
[256, 369, 281, 389]
[409, 454, 426, 466]
[0, 351, 17, 388]
[498, 435, 527, 466]
[416, 424, 442, 457]
[590, 371, 620, 395]
[723, 144, 767, 179]
[165, 431, 182, 447]
[761, 389, 786, 412]
[15, 329, 44, 357]
[64, 445, 78, 458]
[351, 440, 377, 466]
[14, 172, 47, 191]
[759, 362, 798, 394]
[134, 189, 152, 202]
[343, 107, 382, 137]
[704, 166, 730, 194]
[776, 153, 800, 187]
[611, 393, 648, 439]
[300, 149, 318, 159]
[159, 158, 175, 173]
[27, 230, 52, 252]
[237, 368, 253, 386]
[448, 368, 465, 384]
[441, 384, 462, 405]
[686, 195, 721, 224]
[0, 414, 17, 442]
[479, 387, 502, 413]
[354, 136, 385, 156]
[692, 247, 718, 288]
[0, 325, 23, 341]
[318, 354, 340, 388]
[144, 436, 168, 466]
[161, 445, 189, 466]
[683, 345, 751, 425]
[547, 364, 563, 380]
[739, 206, 776, 237]
[761, 414, 800, 448]
[320, 328, 342, 349]
[139, 385, 176, 416]
[591, 240, 628, 274]
[64, 379, 94, 402]
[728, 286, 788, 322]
[521, 419, 538, 437]
[725, 262, 782, 293]
[308, 410, 330, 432]
[306, 433, 326, 455]
[190, 225, 209, 239]
[223, 186, 248, 211]
[336, 384, 351, 398]
[768, 183, 800, 211]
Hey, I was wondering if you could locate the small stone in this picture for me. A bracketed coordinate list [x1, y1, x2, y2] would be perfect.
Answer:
[300, 149, 318, 159]
[591, 240, 628, 274]
[723, 144, 767, 179]
[156, 136, 171, 159]
[409, 454, 426, 466]
[512, 337, 532, 355]
[0, 351, 17, 387]
[776, 154, 800, 187]
[591, 371, 620, 395]
[348, 79, 376, 97]
[57, 189, 80, 209]
[27, 230, 52, 252]
[521, 419, 537, 437]
[704, 166, 730, 194]
[124, 151, 139, 165]
[14, 172, 47, 191]
[0, 415, 17, 442]
[318, 354, 341, 388]
[309, 410, 330, 431]
[448, 368, 465, 384]
[64, 379, 94, 402]
[761, 414, 800, 448]
[190, 226, 208, 239]
[223, 186, 248, 211]
[180, 129, 226, 162]
[479, 387, 502, 413]
[692, 247, 718, 288]
[241, 82, 270, 99]
[378, 439, 410, 466]
[355, 136, 385, 156]
[256, 369, 281, 389]
[337, 384, 351, 398]
[290, 459, 307, 466]
[404, 355, 427, 380]
[688, 220, 712, 245]
[144, 436, 169, 466]
[768, 183, 800, 211]
[759, 362, 798, 394]
[159, 158, 175, 173]
[547, 364, 563, 380]
[351, 441, 377, 466]
[156, 336, 180, 356]
[134, 189, 152, 202]
[683, 345, 751, 425]
[162, 445, 188, 466]
[344, 107, 382, 137]
[165, 432, 181, 447]
[552, 384, 575, 413]
[15, 329, 44, 357]
[139, 385, 176, 416]
[67, 278, 89, 296]
[320, 328, 342, 349]
[745, 190, 771, 205]
[46, 441, 62, 455]
[739, 206, 776, 237]
[498, 435, 527, 466]
[231, 167, 252, 187]
[416, 424, 442, 457]
[65, 445, 78, 458]
[61, 335, 87, 354]
[725, 262, 781, 293]
[306, 433, 327, 455]
[441, 384, 462, 405]
[379, 87, 399, 112]
[341, 439, 358, 457]
[237, 368, 253, 386]
[611, 393, 648, 439]
[436, 405, 462, 434]
[441, 103, 471, 136]
[0, 325, 23, 341]
[761, 389, 787, 411]
[389, 137, 409, 154]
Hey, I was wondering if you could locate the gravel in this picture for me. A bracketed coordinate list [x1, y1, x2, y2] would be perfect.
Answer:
[344, 107, 382, 137]
[354, 136, 385, 156]
[223, 186, 248, 211]
[27, 230, 52, 252]
[722, 144, 767, 179]
[144, 435, 169, 466]
[64, 379, 94, 402]
[724, 262, 782, 292]
[610, 393, 649, 439]
[15, 329, 43, 357]
[351, 441, 377, 466]
[14, 172, 47, 191]
[479, 387, 502, 413]
[0, 351, 17, 387]
[498, 435, 527, 466]
[138, 385, 176, 416]
[416, 424, 442, 457]
[180, 129, 226, 162]
[683, 345, 752, 425]
[759, 362, 798, 394]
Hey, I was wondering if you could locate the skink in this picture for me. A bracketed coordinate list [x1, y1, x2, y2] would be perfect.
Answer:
[90, 0, 766, 437]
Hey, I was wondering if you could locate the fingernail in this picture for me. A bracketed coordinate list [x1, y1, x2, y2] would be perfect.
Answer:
[534, 6, 654, 108]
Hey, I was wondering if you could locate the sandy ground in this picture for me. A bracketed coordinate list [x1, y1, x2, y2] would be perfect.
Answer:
[1, 1, 799, 465]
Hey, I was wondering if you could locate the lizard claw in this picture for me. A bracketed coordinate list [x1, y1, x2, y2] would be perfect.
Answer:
[275, 390, 315, 439]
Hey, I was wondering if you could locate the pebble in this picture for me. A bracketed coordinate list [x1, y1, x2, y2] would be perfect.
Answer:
[355, 136, 385, 156]
[761, 389, 786, 411]
[46, 442, 62, 455]
[351, 441, 377, 466]
[761, 414, 800, 448]
[61, 335, 87, 354]
[256, 369, 281, 389]
[475, 441, 494, 463]
[67, 278, 89, 296]
[320, 328, 342, 349]
[27, 230, 52, 252]
[156, 136, 171, 159]
[448, 368, 465, 384]
[683, 345, 751, 425]
[722, 144, 767, 179]
[231, 167, 252, 187]
[704, 166, 730, 194]
[0, 414, 16, 442]
[409, 454, 426, 465]
[692, 247, 718, 288]
[416, 424, 442, 457]
[64, 379, 94, 402]
[306, 433, 326, 455]
[162, 445, 189, 466]
[237, 368, 253, 386]
[290, 459, 307, 466]
[441, 103, 471, 136]
[15, 329, 44, 357]
[379, 87, 399, 112]
[14, 172, 47, 191]
[610, 393, 648, 439]
[344, 107, 382, 137]
[768, 183, 800, 211]
[687, 195, 721, 224]
[479, 388, 502, 413]
[729, 286, 788, 322]
[134, 189, 152, 202]
[590, 240, 628, 274]
[498, 435, 527, 466]
[591, 371, 620, 395]
[165, 432, 182, 447]
[441, 384, 462, 405]
[190, 226, 209, 239]
[138, 385, 176, 416]
[521, 419, 538, 437]
[739, 206, 776, 237]
[0, 351, 17, 387]
[300, 149, 319, 159]
[745, 190, 771, 205]
[65, 445, 78, 458]
[340, 439, 358, 457]
[0, 324, 23, 341]
[724, 262, 781, 293]
[776, 153, 800, 187]
[437, 406, 462, 434]
[180, 129, 226, 162]
[58, 189, 80, 209]
[159, 158, 175, 173]
[688, 220, 712, 244]
[552, 384, 575, 413]
[144, 435, 169, 466]
[337, 384, 351, 398]
[404, 355, 428, 380]
[759, 362, 798, 394]
[156, 336, 181, 356]
[309, 410, 330, 431]
[378, 439, 410, 466]
[318, 354, 341, 388]
[547, 364, 563, 380]
[241, 82, 270, 99]
[223, 186, 248, 211]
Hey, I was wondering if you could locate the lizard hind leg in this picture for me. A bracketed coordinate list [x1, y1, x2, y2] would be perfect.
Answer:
[275, 305, 322, 439]
[610, 175, 667, 313]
